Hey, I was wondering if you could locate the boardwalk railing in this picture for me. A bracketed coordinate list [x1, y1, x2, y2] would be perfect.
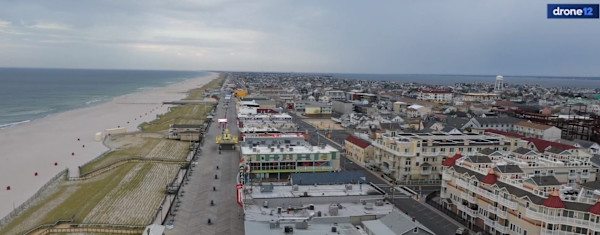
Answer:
[74, 157, 188, 181]
[24, 221, 146, 235]
[0, 169, 68, 228]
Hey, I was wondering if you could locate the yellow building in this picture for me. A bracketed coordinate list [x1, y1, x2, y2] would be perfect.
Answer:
[344, 135, 374, 166]
[234, 89, 248, 98]
[371, 133, 520, 183]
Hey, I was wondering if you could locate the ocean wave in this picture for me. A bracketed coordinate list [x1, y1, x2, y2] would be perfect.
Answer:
[0, 109, 52, 117]
[0, 120, 31, 129]
[137, 87, 158, 91]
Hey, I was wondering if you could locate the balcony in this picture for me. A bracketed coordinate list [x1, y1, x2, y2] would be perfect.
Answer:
[421, 168, 432, 175]
[581, 172, 590, 179]
[568, 173, 578, 180]
[487, 205, 508, 219]
[456, 178, 518, 210]
[540, 228, 579, 235]
[461, 192, 478, 204]
[442, 171, 452, 181]
[483, 217, 508, 234]
[526, 207, 600, 231]
[457, 202, 478, 218]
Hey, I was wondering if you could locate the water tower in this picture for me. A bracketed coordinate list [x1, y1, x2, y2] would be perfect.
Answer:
[494, 75, 504, 92]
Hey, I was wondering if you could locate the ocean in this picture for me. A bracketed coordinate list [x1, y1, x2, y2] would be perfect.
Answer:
[0, 68, 209, 129]
[332, 73, 600, 89]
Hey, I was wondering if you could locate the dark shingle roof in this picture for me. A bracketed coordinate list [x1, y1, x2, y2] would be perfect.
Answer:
[546, 147, 568, 154]
[466, 155, 492, 164]
[493, 165, 524, 174]
[525, 176, 561, 186]
[475, 117, 523, 125]
[478, 148, 496, 156]
[445, 117, 469, 129]
[581, 181, 600, 190]
[574, 140, 598, 149]
[514, 147, 536, 155]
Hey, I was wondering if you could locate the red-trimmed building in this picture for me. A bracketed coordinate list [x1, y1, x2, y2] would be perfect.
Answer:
[344, 135, 374, 166]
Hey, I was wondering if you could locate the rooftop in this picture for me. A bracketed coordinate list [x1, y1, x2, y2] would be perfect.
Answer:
[515, 121, 554, 130]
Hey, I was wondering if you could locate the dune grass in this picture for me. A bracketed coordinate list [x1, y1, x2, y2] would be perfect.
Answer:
[80, 137, 161, 175]
[0, 164, 134, 235]
[0, 74, 224, 234]
[183, 75, 225, 100]
[139, 104, 210, 133]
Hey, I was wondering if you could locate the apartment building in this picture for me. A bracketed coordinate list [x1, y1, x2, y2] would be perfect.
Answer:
[461, 93, 501, 102]
[370, 133, 521, 182]
[440, 146, 597, 235]
[324, 90, 346, 101]
[513, 121, 562, 141]
[418, 90, 454, 103]
[463, 117, 524, 132]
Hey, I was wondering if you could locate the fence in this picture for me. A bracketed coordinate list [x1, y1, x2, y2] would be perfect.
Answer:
[0, 169, 68, 228]
[399, 179, 441, 185]
[24, 221, 146, 235]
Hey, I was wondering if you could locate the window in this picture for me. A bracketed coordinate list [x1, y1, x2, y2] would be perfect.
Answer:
[449, 147, 454, 152]
[440, 148, 446, 153]
[413, 227, 419, 233]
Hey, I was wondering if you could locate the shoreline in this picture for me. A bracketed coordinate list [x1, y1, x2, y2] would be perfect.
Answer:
[0, 72, 218, 218]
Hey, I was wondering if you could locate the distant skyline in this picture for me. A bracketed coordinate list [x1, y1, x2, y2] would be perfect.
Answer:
[1, 1, 599, 77]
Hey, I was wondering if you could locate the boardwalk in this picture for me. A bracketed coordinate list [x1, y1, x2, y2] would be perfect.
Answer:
[165, 81, 244, 235]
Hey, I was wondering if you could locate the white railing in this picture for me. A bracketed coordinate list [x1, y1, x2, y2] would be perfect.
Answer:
[494, 222, 509, 234]
[421, 169, 431, 175]
[456, 178, 469, 189]
[372, 141, 416, 157]
[461, 192, 478, 204]
[581, 172, 591, 179]
[568, 173, 578, 179]
[457, 202, 478, 218]
[483, 216, 495, 227]
[526, 207, 600, 231]
[487, 205, 508, 219]
[456, 178, 518, 209]
[483, 217, 509, 234]
[442, 171, 452, 181]
[540, 228, 579, 235]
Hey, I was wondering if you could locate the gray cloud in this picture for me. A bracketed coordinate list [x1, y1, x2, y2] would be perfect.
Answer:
[0, 0, 599, 76]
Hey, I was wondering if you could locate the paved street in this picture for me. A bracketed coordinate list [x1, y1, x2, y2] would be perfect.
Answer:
[289, 111, 465, 234]
[166, 79, 244, 235]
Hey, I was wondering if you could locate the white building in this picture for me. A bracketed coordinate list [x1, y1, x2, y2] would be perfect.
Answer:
[417, 90, 453, 103]
[513, 121, 562, 141]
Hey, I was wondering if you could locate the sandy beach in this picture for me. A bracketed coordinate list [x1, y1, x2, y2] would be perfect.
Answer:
[0, 72, 217, 218]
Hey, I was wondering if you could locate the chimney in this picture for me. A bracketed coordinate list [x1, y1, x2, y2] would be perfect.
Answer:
[412, 217, 416, 222]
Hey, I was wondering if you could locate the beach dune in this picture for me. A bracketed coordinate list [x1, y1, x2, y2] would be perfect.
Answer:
[0, 73, 217, 218]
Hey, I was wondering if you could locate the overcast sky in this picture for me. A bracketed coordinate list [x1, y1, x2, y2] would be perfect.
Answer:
[0, 0, 599, 76]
